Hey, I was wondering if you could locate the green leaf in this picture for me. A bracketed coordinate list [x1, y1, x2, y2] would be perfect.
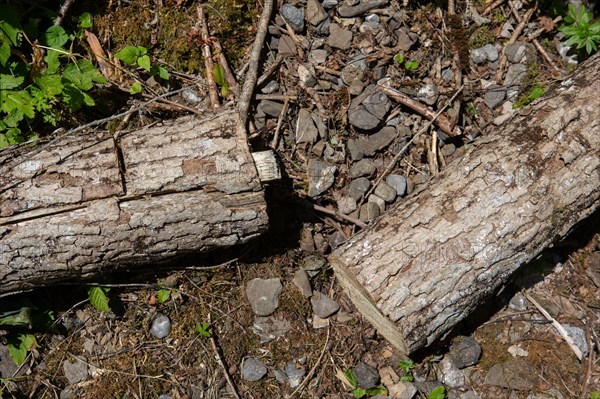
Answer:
[79, 12, 93, 29]
[428, 386, 446, 399]
[0, 90, 35, 118]
[157, 289, 171, 304]
[0, 134, 8, 149]
[398, 359, 415, 373]
[365, 386, 387, 396]
[115, 46, 143, 65]
[7, 333, 37, 366]
[63, 60, 102, 90]
[44, 49, 61, 74]
[44, 26, 69, 48]
[137, 54, 151, 71]
[0, 74, 24, 90]
[0, 5, 22, 45]
[0, 306, 32, 327]
[405, 59, 419, 71]
[352, 387, 366, 398]
[212, 64, 226, 86]
[130, 81, 142, 94]
[0, 42, 11, 66]
[590, 392, 600, 399]
[88, 286, 110, 313]
[344, 369, 358, 388]
[5, 128, 23, 144]
[195, 322, 212, 338]
[2, 108, 25, 128]
[34, 74, 63, 96]
[158, 66, 170, 80]
[394, 53, 405, 64]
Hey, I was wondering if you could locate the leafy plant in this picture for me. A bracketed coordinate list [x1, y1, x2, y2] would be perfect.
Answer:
[344, 369, 388, 398]
[88, 286, 110, 313]
[513, 84, 546, 109]
[0, 5, 105, 148]
[212, 64, 229, 97]
[114, 45, 169, 94]
[157, 288, 172, 304]
[393, 53, 420, 73]
[398, 359, 415, 382]
[428, 386, 446, 399]
[195, 322, 212, 338]
[559, 4, 600, 54]
[590, 392, 600, 399]
[6, 333, 37, 366]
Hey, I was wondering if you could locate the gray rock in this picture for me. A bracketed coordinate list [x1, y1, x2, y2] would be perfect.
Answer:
[348, 177, 371, 201]
[306, 0, 327, 25]
[362, 126, 396, 156]
[337, 196, 358, 214]
[484, 359, 538, 390]
[296, 108, 319, 144]
[278, 35, 297, 56]
[349, 158, 376, 178]
[561, 324, 588, 357]
[359, 202, 380, 222]
[470, 47, 488, 64]
[349, 85, 391, 130]
[241, 357, 268, 382]
[526, 388, 565, 399]
[347, 138, 365, 161]
[310, 49, 328, 64]
[150, 314, 171, 339]
[274, 367, 288, 384]
[303, 254, 326, 276]
[448, 336, 481, 369]
[285, 361, 307, 388]
[307, 159, 337, 197]
[311, 291, 340, 318]
[374, 181, 397, 202]
[417, 84, 439, 106]
[60, 388, 77, 399]
[260, 80, 279, 94]
[352, 362, 380, 388]
[298, 64, 317, 88]
[484, 86, 506, 109]
[341, 63, 366, 85]
[281, 4, 305, 32]
[504, 63, 527, 98]
[157, 395, 172, 399]
[258, 100, 284, 117]
[441, 68, 453, 81]
[348, 78, 365, 95]
[481, 43, 499, 62]
[63, 356, 88, 384]
[246, 278, 283, 316]
[368, 194, 385, 212]
[322, 0, 339, 8]
[328, 23, 353, 50]
[181, 89, 202, 105]
[338, 0, 389, 17]
[439, 356, 465, 388]
[505, 41, 528, 63]
[252, 316, 292, 343]
[441, 143, 456, 157]
[292, 269, 312, 297]
[395, 28, 418, 51]
[508, 292, 528, 311]
[386, 174, 407, 196]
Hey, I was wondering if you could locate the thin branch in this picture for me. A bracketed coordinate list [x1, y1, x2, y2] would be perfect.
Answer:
[212, 38, 239, 97]
[54, 0, 76, 26]
[208, 314, 241, 399]
[197, 6, 220, 108]
[237, 0, 275, 133]
[287, 326, 330, 399]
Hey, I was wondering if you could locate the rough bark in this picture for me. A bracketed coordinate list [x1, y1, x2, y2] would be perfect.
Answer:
[329, 54, 600, 355]
[0, 109, 268, 295]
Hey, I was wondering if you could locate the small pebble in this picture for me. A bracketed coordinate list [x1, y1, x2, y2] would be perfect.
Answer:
[150, 314, 171, 339]
[241, 357, 268, 382]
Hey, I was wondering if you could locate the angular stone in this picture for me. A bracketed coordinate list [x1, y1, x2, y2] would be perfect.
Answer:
[298, 64, 317, 88]
[241, 357, 267, 382]
[448, 336, 481, 369]
[439, 356, 465, 388]
[258, 100, 284, 117]
[337, 196, 357, 215]
[293, 269, 312, 297]
[347, 138, 364, 161]
[278, 35, 297, 56]
[63, 356, 89, 384]
[368, 194, 385, 212]
[328, 23, 353, 50]
[311, 291, 340, 318]
[353, 362, 380, 388]
[362, 126, 396, 156]
[349, 158, 376, 178]
[484, 86, 506, 109]
[296, 109, 319, 144]
[484, 359, 538, 391]
[386, 174, 407, 196]
[348, 177, 371, 201]
[338, 0, 389, 17]
[307, 159, 337, 197]
[349, 85, 391, 130]
[306, 0, 327, 25]
[281, 4, 305, 32]
[374, 181, 397, 202]
[285, 360, 306, 389]
[252, 316, 292, 344]
[246, 278, 283, 316]
[359, 202, 380, 222]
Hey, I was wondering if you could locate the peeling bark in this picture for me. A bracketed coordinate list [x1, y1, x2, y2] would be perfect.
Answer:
[329, 54, 600, 355]
[0, 109, 268, 295]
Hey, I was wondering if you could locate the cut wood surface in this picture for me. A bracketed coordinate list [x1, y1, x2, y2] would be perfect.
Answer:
[0, 108, 268, 295]
[329, 54, 600, 355]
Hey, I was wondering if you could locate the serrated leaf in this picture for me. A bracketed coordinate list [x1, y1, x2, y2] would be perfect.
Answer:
[195, 322, 211, 337]
[0, 42, 11, 66]
[115, 46, 142, 65]
[44, 49, 61, 74]
[137, 54, 151, 71]
[79, 12, 93, 29]
[34, 74, 63, 96]
[352, 387, 366, 398]
[88, 286, 110, 313]
[0, 90, 35, 118]
[0, 74, 24, 90]
[0, 5, 22, 45]
[44, 26, 69, 48]
[394, 53, 404, 64]
[157, 289, 171, 304]
[130, 81, 142, 94]
[428, 386, 446, 399]
[63, 60, 100, 90]
[8, 343, 27, 366]
[2, 108, 25, 127]
[0, 134, 9, 148]
[158, 66, 169, 80]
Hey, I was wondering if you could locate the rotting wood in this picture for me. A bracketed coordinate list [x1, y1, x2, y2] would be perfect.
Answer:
[329, 53, 600, 355]
[0, 108, 269, 296]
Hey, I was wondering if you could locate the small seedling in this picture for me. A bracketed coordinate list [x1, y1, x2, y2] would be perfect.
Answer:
[212, 64, 229, 96]
[394, 53, 419, 73]
[428, 386, 446, 399]
[196, 322, 212, 338]
[344, 369, 388, 398]
[590, 392, 600, 399]
[559, 4, 600, 55]
[157, 288, 171, 304]
[398, 359, 415, 382]
[114, 45, 169, 93]
[513, 84, 546, 109]
[88, 286, 110, 313]
[7, 333, 37, 366]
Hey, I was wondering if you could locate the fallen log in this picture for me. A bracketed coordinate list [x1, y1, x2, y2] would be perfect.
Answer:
[329, 54, 600, 355]
[0, 108, 270, 296]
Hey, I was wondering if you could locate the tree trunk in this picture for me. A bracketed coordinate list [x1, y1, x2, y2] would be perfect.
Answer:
[329, 54, 600, 355]
[0, 109, 269, 295]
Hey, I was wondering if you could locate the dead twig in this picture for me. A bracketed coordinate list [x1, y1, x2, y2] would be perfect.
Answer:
[208, 314, 241, 399]
[54, 0, 76, 26]
[524, 292, 583, 360]
[197, 6, 220, 108]
[238, 0, 275, 133]
[483, 0, 507, 15]
[271, 97, 290, 149]
[580, 321, 594, 398]
[287, 326, 330, 399]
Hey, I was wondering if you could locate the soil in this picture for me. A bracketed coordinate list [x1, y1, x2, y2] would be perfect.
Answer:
[1, 0, 599, 398]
